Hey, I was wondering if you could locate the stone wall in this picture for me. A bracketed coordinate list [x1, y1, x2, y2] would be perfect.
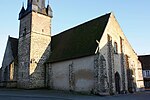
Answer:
[6, 81, 17, 88]
[48, 56, 95, 93]
[18, 33, 31, 88]
[29, 12, 51, 88]
[93, 54, 109, 95]
[99, 13, 144, 93]
[18, 11, 51, 89]
[1, 39, 14, 82]
[0, 37, 18, 88]
[46, 13, 144, 94]
[18, 12, 32, 88]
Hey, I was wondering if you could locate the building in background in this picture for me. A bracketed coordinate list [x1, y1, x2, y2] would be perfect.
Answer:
[139, 55, 150, 90]
[0, 0, 144, 95]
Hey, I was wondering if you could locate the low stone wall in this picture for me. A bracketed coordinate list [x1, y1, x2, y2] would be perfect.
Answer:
[6, 81, 17, 88]
[0, 83, 4, 87]
[0, 81, 17, 88]
[0, 81, 7, 87]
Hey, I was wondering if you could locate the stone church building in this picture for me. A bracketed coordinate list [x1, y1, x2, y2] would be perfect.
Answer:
[0, 0, 144, 95]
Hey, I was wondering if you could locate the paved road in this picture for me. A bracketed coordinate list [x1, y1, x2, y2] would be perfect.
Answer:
[0, 89, 149, 100]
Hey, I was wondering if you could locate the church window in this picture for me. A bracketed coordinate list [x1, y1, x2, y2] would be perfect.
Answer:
[114, 42, 118, 54]
[145, 70, 150, 77]
[10, 62, 14, 80]
[42, 29, 44, 32]
[120, 37, 123, 53]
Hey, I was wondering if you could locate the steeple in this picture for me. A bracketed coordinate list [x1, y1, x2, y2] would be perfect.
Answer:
[27, 0, 32, 6]
[19, 0, 52, 20]
[27, 0, 45, 9]
[19, 3, 25, 19]
[18, 0, 52, 89]
[46, 1, 53, 17]
[37, 0, 45, 9]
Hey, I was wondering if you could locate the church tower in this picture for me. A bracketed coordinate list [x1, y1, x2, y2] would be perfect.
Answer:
[18, 0, 52, 88]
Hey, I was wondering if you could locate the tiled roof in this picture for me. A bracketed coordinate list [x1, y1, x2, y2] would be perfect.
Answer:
[139, 55, 150, 70]
[47, 13, 111, 63]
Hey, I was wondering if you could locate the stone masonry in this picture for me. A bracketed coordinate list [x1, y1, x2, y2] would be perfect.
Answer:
[18, 10, 52, 88]
[1, 0, 144, 95]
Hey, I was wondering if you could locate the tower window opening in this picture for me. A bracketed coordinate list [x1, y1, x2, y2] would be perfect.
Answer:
[23, 27, 27, 36]
[114, 42, 118, 54]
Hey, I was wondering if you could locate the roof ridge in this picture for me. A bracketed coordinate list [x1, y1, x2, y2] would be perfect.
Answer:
[139, 55, 150, 57]
[52, 13, 111, 38]
[8, 36, 18, 58]
[9, 36, 18, 40]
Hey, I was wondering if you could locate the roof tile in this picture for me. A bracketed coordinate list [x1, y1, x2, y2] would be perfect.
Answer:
[48, 13, 111, 63]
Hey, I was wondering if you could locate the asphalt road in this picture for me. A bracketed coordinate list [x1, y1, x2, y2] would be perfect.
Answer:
[0, 88, 149, 100]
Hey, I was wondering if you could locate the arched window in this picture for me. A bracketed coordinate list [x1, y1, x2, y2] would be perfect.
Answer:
[114, 42, 118, 54]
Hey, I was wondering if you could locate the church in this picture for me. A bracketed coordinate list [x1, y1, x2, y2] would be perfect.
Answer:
[0, 0, 144, 95]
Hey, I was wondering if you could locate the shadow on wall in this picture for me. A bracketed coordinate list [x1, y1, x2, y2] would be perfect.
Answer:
[0, 35, 141, 95]
[98, 38, 138, 94]
[0, 58, 18, 88]
[26, 42, 51, 89]
[27, 36, 140, 95]
[43, 38, 138, 94]
[126, 68, 137, 93]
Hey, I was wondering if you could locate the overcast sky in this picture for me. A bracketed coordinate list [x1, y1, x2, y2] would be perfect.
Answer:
[0, 0, 150, 66]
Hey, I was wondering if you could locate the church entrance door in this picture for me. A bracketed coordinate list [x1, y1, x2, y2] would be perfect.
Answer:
[115, 72, 120, 94]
